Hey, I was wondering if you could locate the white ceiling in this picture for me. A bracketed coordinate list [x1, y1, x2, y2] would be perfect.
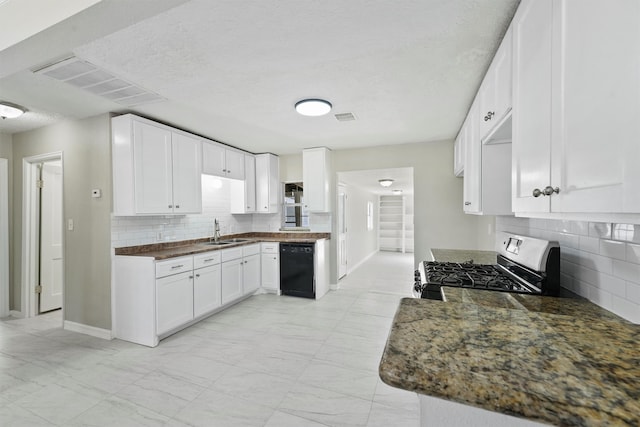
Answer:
[0, 0, 519, 155]
[339, 167, 414, 196]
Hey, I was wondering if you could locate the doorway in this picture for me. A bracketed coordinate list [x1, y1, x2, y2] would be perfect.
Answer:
[22, 152, 64, 317]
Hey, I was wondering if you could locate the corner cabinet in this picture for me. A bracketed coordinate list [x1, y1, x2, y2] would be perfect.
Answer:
[112, 114, 202, 216]
[255, 153, 279, 214]
[512, 0, 640, 218]
[303, 147, 331, 213]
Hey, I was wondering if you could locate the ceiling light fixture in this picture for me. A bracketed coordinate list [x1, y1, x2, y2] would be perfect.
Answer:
[295, 99, 332, 116]
[0, 101, 26, 119]
[378, 179, 394, 187]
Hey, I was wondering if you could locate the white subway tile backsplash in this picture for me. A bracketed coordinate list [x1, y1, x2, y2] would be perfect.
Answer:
[588, 222, 612, 239]
[578, 236, 600, 254]
[627, 282, 640, 305]
[612, 260, 640, 284]
[611, 296, 640, 324]
[599, 240, 626, 261]
[626, 243, 640, 265]
[580, 252, 613, 275]
[570, 221, 589, 236]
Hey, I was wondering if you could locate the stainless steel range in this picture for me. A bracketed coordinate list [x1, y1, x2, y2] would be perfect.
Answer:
[413, 232, 560, 300]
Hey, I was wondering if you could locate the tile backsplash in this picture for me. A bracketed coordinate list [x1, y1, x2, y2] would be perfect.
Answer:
[496, 216, 640, 323]
[110, 175, 331, 248]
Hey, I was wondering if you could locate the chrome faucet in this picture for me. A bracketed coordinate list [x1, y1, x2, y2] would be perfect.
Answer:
[213, 218, 221, 242]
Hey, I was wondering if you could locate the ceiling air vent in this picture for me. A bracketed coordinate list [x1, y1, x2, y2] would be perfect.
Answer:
[33, 56, 165, 107]
[334, 112, 356, 122]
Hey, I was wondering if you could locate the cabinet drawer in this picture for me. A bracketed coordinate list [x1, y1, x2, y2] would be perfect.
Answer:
[156, 256, 193, 278]
[221, 247, 243, 262]
[243, 243, 260, 257]
[261, 242, 279, 254]
[194, 251, 221, 269]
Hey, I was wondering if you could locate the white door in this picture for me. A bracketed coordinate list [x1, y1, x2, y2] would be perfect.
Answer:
[338, 185, 347, 279]
[39, 161, 63, 313]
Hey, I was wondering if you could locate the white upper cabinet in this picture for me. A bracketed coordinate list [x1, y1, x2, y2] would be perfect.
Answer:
[303, 147, 331, 213]
[202, 142, 245, 180]
[462, 102, 480, 213]
[479, 25, 513, 144]
[112, 114, 202, 216]
[255, 153, 279, 214]
[512, 0, 640, 217]
[230, 154, 256, 214]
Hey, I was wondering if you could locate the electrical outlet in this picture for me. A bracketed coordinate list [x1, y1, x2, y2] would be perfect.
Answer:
[68, 219, 74, 231]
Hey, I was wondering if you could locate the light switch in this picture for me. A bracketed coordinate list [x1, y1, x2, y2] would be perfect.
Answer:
[68, 219, 74, 231]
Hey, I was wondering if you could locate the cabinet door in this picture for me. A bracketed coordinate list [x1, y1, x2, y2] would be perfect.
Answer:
[194, 264, 221, 317]
[172, 133, 202, 214]
[133, 121, 174, 214]
[462, 102, 481, 213]
[221, 259, 243, 305]
[244, 154, 256, 212]
[225, 149, 245, 180]
[453, 131, 464, 177]
[202, 142, 226, 177]
[261, 253, 279, 291]
[512, 0, 553, 213]
[551, 0, 640, 213]
[156, 271, 193, 335]
[255, 153, 279, 214]
[243, 254, 260, 295]
[303, 148, 329, 212]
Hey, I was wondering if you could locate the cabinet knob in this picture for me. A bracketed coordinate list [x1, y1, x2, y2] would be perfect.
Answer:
[175, 205, 180, 209]
[195, 274, 200, 278]
[189, 276, 194, 279]
[168, 205, 173, 208]
[533, 186, 560, 197]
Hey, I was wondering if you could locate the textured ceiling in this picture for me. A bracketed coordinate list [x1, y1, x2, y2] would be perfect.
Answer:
[0, 0, 520, 155]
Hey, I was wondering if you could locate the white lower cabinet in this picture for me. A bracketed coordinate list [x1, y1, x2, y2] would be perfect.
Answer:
[156, 271, 194, 335]
[114, 245, 262, 347]
[221, 258, 243, 306]
[261, 242, 279, 293]
[193, 253, 222, 318]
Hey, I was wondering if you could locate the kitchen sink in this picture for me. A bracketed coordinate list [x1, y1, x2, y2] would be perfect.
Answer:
[202, 241, 233, 246]
[223, 238, 254, 243]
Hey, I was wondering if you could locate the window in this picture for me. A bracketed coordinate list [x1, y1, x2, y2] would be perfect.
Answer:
[282, 182, 309, 229]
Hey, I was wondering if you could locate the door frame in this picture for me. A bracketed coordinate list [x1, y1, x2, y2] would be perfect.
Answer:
[337, 183, 348, 280]
[0, 159, 8, 318]
[21, 152, 64, 318]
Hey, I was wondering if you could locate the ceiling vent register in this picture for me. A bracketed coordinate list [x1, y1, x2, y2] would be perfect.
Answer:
[33, 56, 165, 107]
[334, 112, 356, 122]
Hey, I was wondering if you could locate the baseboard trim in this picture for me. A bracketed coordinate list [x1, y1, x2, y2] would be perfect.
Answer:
[8, 310, 24, 318]
[64, 320, 112, 340]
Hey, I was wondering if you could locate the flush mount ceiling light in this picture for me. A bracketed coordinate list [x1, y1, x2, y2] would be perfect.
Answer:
[378, 179, 394, 187]
[295, 99, 332, 116]
[0, 101, 26, 119]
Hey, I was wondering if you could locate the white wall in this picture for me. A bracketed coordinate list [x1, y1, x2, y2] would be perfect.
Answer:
[342, 183, 379, 273]
[497, 216, 640, 323]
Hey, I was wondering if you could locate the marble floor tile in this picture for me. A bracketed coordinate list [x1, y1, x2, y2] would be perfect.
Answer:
[0, 252, 419, 427]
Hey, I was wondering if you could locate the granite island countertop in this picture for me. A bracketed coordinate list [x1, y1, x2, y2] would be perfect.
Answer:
[379, 288, 639, 426]
[115, 232, 330, 260]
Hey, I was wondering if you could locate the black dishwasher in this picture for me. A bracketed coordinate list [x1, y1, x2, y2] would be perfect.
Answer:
[280, 243, 315, 298]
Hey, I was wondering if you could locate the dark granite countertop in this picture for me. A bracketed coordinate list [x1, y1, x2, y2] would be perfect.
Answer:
[114, 232, 330, 260]
[379, 289, 639, 426]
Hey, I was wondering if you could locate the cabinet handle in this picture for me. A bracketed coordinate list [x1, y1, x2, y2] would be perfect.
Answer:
[189, 276, 194, 279]
[273, 257, 277, 260]
[195, 274, 200, 278]
[484, 111, 495, 122]
[175, 205, 180, 209]
[227, 170, 231, 173]
[464, 202, 471, 206]
[533, 186, 560, 198]
[171, 264, 184, 269]
[204, 258, 215, 262]
[223, 169, 227, 172]
[168, 205, 173, 208]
